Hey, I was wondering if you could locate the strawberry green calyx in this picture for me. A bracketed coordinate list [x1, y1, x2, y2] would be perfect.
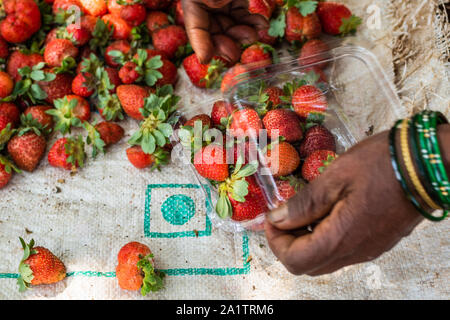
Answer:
[65, 135, 86, 169]
[17, 237, 37, 293]
[216, 157, 258, 219]
[136, 254, 165, 296]
[0, 123, 16, 151]
[83, 122, 106, 159]
[54, 57, 77, 75]
[339, 15, 362, 36]
[279, 175, 304, 192]
[90, 20, 114, 53]
[202, 58, 226, 89]
[98, 93, 124, 121]
[81, 54, 104, 75]
[18, 113, 47, 136]
[46, 97, 82, 135]
[0, 155, 21, 175]
[174, 43, 194, 66]
[128, 85, 180, 155]
[133, 49, 163, 87]
[269, 0, 318, 38]
[117, 0, 143, 5]
[149, 147, 170, 171]
[318, 154, 337, 173]
[178, 123, 210, 157]
[247, 81, 271, 116]
[269, 10, 286, 38]
[130, 24, 151, 50]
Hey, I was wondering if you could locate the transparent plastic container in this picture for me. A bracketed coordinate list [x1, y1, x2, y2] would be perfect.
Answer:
[172, 42, 407, 233]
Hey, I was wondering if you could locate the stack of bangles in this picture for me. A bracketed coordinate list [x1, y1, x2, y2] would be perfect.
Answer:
[389, 110, 449, 221]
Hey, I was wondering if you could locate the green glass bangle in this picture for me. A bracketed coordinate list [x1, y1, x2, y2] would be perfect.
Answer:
[415, 111, 450, 205]
[409, 115, 450, 210]
[388, 120, 441, 220]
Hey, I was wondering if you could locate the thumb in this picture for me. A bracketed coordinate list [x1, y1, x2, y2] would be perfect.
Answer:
[266, 175, 346, 230]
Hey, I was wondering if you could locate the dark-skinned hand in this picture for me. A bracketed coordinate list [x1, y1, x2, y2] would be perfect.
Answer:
[266, 124, 450, 276]
[182, 0, 269, 65]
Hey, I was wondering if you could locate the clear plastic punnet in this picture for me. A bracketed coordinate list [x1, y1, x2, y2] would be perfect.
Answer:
[172, 40, 407, 233]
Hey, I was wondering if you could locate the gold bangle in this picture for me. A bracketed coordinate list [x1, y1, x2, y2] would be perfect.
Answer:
[400, 119, 442, 210]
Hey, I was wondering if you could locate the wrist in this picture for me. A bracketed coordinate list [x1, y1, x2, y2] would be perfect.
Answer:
[437, 124, 450, 174]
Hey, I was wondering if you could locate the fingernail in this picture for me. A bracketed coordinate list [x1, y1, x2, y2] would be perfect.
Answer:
[267, 205, 288, 224]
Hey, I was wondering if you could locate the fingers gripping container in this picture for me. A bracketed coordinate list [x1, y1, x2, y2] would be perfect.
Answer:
[172, 42, 407, 233]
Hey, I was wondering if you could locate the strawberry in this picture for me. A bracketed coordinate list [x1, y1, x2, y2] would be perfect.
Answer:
[211, 100, 236, 126]
[37, 71, 74, 104]
[232, 139, 258, 165]
[17, 238, 66, 292]
[105, 67, 122, 93]
[275, 176, 303, 202]
[182, 53, 226, 88]
[105, 40, 131, 68]
[299, 125, 336, 158]
[95, 121, 124, 146]
[220, 63, 249, 93]
[152, 25, 188, 59]
[146, 11, 169, 33]
[0, 71, 14, 98]
[173, 0, 184, 26]
[44, 39, 79, 68]
[66, 23, 91, 46]
[317, 2, 362, 36]
[285, 7, 321, 43]
[0, 0, 41, 43]
[229, 108, 263, 138]
[240, 43, 274, 68]
[107, 0, 123, 15]
[80, 14, 99, 34]
[155, 58, 177, 86]
[52, 0, 81, 14]
[263, 109, 303, 142]
[116, 242, 165, 295]
[258, 28, 276, 45]
[292, 85, 328, 118]
[46, 95, 91, 134]
[0, 35, 9, 59]
[0, 155, 20, 189]
[116, 84, 151, 120]
[230, 176, 268, 221]
[8, 130, 46, 172]
[264, 86, 283, 107]
[0, 114, 13, 132]
[184, 114, 212, 128]
[302, 149, 336, 181]
[248, 0, 276, 20]
[265, 141, 300, 177]
[48, 136, 86, 170]
[23, 106, 54, 132]
[193, 145, 229, 181]
[144, 0, 171, 10]
[298, 39, 329, 69]
[72, 72, 96, 97]
[120, 3, 147, 27]
[126, 146, 169, 170]
[119, 62, 140, 84]
[0, 102, 20, 127]
[102, 14, 132, 40]
[7, 51, 44, 82]
[79, 0, 108, 16]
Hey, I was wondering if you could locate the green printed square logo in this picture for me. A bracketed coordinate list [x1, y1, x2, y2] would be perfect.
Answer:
[145, 184, 212, 238]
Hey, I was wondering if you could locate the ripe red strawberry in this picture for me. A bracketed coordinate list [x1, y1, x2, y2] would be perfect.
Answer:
[264, 86, 283, 107]
[275, 179, 298, 201]
[116, 242, 164, 295]
[38, 71, 74, 104]
[183, 53, 226, 88]
[66, 23, 91, 46]
[145, 11, 169, 33]
[0, 36, 9, 59]
[258, 28, 276, 45]
[144, 0, 171, 10]
[95, 121, 124, 146]
[24, 106, 54, 131]
[211, 100, 236, 126]
[52, 0, 81, 14]
[72, 72, 96, 97]
[8, 132, 46, 172]
[17, 238, 66, 292]
[119, 62, 140, 84]
[0, 102, 20, 127]
[120, 3, 146, 27]
[126, 145, 151, 169]
[299, 125, 336, 158]
[230, 176, 268, 221]
[229, 108, 263, 138]
[155, 59, 177, 86]
[152, 25, 188, 59]
[317, 2, 362, 36]
[105, 67, 122, 93]
[184, 114, 212, 128]
[107, 0, 123, 15]
[7, 51, 44, 82]
[105, 40, 131, 67]
[48, 136, 86, 170]
[102, 14, 132, 40]
[173, 0, 184, 26]
[44, 39, 79, 68]
[240, 44, 273, 68]
[0, 71, 14, 99]
[220, 63, 249, 93]
[285, 8, 321, 43]
[265, 141, 300, 177]
[80, 14, 98, 34]
[292, 85, 328, 118]
[263, 109, 303, 142]
[79, 0, 108, 16]
[116, 84, 151, 120]
[248, 0, 276, 20]
[0, 0, 42, 43]
[65, 95, 91, 122]
[0, 156, 19, 189]
[302, 149, 336, 181]
[0, 114, 13, 132]
[193, 145, 229, 181]
[298, 39, 330, 69]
